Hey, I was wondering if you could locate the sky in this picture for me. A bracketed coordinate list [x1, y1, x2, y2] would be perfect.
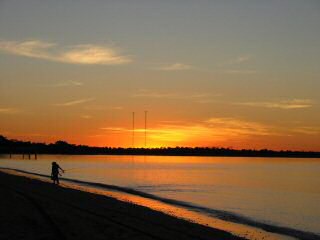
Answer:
[0, 0, 319, 150]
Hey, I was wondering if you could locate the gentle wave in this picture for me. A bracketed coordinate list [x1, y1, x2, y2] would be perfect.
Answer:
[2, 167, 319, 240]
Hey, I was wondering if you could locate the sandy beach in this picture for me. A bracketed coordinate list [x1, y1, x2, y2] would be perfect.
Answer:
[0, 170, 244, 240]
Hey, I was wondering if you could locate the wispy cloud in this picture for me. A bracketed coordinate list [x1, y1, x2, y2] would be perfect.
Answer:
[291, 126, 320, 135]
[235, 99, 314, 109]
[0, 108, 20, 114]
[133, 90, 182, 99]
[222, 69, 257, 74]
[61, 44, 131, 65]
[223, 55, 252, 66]
[101, 117, 277, 144]
[50, 80, 83, 87]
[132, 89, 217, 101]
[6, 132, 54, 138]
[219, 55, 256, 74]
[81, 115, 93, 119]
[100, 127, 128, 132]
[84, 105, 123, 111]
[0, 40, 131, 65]
[204, 117, 272, 136]
[232, 55, 252, 64]
[157, 63, 192, 71]
[53, 98, 94, 107]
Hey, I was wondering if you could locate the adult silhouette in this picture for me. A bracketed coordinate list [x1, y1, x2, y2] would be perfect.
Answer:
[51, 162, 64, 185]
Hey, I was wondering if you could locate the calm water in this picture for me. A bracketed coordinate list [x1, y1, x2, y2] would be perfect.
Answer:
[0, 155, 319, 238]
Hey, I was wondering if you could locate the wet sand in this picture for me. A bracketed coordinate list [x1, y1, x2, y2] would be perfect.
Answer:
[0, 171, 244, 240]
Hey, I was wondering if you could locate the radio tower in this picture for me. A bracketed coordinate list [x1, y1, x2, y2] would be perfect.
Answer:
[132, 112, 135, 148]
[144, 110, 148, 148]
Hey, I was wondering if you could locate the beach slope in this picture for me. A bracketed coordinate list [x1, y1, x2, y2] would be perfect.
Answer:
[0, 171, 244, 240]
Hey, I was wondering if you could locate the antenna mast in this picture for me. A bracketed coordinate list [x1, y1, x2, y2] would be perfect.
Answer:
[144, 110, 148, 147]
[132, 112, 135, 148]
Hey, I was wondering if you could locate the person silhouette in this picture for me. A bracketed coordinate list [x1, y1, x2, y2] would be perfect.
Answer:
[51, 162, 64, 185]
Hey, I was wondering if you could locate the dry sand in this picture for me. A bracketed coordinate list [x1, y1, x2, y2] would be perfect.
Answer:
[0, 171, 244, 240]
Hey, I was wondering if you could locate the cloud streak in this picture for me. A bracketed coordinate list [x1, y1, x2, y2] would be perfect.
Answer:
[222, 69, 257, 74]
[100, 127, 128, 132]
[54, 98, 94, 107]
[204, 117, 272, 136]
[235, 99, 314, 109]
[81, 115, 93, 119]
[0, 40, 131, 65]
[219, 55, 256, 74]
[291, 126, 320, 135]
[223, 55, 252, 66]
[101, 117, 277, 144]
[84, 105, 123, 111]
[232, 55, 252, 64]
[50, 80, 83, 87]
[0, 108, 20, 114]
[157, 63, 192, 71]
[132, 89, 217, 101]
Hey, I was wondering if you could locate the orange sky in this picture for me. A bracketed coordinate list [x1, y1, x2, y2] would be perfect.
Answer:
[0, 1, 319, 151]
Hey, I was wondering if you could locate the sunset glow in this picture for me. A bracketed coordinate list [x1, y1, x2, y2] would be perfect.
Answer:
[0, 1, 319, 150]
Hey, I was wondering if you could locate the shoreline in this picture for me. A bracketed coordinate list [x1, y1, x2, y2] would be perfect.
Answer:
[1, 136, 319, 158]
[1, 167, 318, 240]
[2, 153, 320, 160]
[0, 170, 244, 240]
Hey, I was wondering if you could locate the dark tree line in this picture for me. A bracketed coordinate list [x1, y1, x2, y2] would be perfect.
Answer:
[0, 135, 319, 158]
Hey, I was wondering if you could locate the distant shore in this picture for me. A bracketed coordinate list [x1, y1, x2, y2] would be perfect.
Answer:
[1, 135, 320, 158]
[0, 170, 243, 240]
